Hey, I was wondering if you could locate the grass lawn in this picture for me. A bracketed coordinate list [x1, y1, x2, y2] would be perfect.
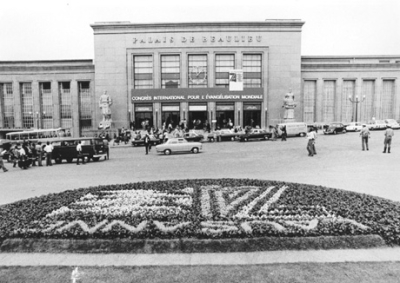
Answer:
[1, 262, 400, 283]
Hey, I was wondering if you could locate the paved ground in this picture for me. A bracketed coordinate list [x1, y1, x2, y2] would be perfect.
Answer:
[1, 130, 400, 205]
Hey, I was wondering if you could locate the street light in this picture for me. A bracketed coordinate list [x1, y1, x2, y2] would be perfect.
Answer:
[348, 95, 366, 123]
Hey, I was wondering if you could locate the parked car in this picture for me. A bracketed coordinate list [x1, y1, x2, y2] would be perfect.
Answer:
[367, 120, 387, 130]
[239, 129, 272, 142]
[52, 137, 109, 164]
[277, 122, 308, 137]
[384, 119, 400, 130]
[155, 138, 202, 155]
[207, 129, 245, 142]
[323, 123, 347, 135]
[183, 131, 204, 142]
[131, 131, 161, 146]
[346, 122, 363, 132]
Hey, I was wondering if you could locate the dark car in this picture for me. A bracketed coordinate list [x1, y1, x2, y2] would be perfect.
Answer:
[131, 135, 161, 146]
[239, 129, 272, 142]
[207, 129, 245, 142]
[183, 131, 204, 142]
[51, 137, 108, 164]
[323, 123, 347, 135]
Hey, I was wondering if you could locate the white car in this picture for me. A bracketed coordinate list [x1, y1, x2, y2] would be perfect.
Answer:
[367, 120, 387, 130]
[384, 119, 400, 130]
[346, 122, 363, 132]
[155, 138, 202, 155]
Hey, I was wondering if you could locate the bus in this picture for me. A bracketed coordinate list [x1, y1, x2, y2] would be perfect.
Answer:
[5, 128, 72, 143]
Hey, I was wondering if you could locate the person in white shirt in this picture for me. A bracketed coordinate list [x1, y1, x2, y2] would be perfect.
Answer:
[44, 141, 53, 166]
[76, 141, 86, 165]
[306, 127, 317, 157]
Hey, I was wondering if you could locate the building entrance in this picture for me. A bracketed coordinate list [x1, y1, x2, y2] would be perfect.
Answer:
[243, 103, 261, 128]
[134, 104, 153, 130]
[216, 104, 235, 129]
[188, 104, 208, 130]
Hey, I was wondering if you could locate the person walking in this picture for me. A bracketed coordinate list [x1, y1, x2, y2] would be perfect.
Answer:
[306, 127, 316, 157]
[0, 146, 9, 172]
[281, 126, 287, 141]
[35, 142, 43, 166]
[383, 125, 394, 153]
[76, 141, 86, 165]
[359, 124, 370, 151]
[144, 133, 151, 155]
[44, 141, 53, 166]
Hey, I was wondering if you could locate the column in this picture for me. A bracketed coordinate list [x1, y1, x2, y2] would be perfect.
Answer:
[235, 101, 242, 127]
[153, 51, 160, 89]
[32, 81, 40, 128]
[13, 81, 22, 128]
[395, 79, 400, 120]
[181, 102, 188, 124]
[0, 85, 3, 128]
[355, 78, 362, 123]
[208, 53, 214, 87]
[335, 78, 342, 122]
[181, 52, 187, 88]
[154, 102, 160, 129]
[52, 81, 60, 128]
[315, 78, 323, 122]
[374, 78, 382, 119]
[71, 80, 80, 137]
[208, 102, 216, 130]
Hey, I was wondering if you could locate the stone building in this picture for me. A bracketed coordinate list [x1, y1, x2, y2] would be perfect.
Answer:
[0, 20, 399, 138]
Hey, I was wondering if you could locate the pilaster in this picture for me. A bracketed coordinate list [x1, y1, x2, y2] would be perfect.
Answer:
[235, 101, 242, 127]
[71, 80, 80, 137]
[0, 85, 4, 128]
[32, 81, 40, 128]
[394, 79, 400, 120]
[52, 81, 60, 128]
[181, 52, 187, 88]
[374, 78, 382, 119]
[315, 78, 323, 122]
[13, 81, 22, 128]
[335, 78, 342, 122]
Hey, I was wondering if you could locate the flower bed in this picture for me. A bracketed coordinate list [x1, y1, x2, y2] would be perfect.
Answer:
[0, 179, 399, 247]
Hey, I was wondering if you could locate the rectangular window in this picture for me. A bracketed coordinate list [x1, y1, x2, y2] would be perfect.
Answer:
[381, 80, 394, 119]
[79, 81, 92, 129]
[0, 83, 14, 128]
[342, 81, 355, 122]
[134, 55, 153, 89]
[303, 81, 316, 123]
[243, 54, 262, 88]
[40, 82, 53, 129]
[323, 81, 335, 123]
[188, 55, 207, 88]
[59, 82, 72, 129]
[361, 80, 375, 122]
[20, 83, 34, 128]
[215, 54, 235, 88]
[161, 55, 180, 88]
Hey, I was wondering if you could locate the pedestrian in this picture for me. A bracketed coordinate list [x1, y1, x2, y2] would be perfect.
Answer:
[0, 146, 9, 172]
[35, 142, 43, 166]
[44, 141, 53, 166]
[311, 126, 317, 155]
[281, 126, 287, 141]
[383, 125, 394, 153]
[19, 143, 28, 169]
[359, 124, 370, 151]
[306, 127, 316, 157]
[144, 133, 150, 155]
[10, 145, 19, 168]
[76, 141, 86, 165]
[30, 142, 37, 166]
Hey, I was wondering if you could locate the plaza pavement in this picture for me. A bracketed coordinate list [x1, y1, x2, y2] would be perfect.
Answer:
[1, 131, 400, 267]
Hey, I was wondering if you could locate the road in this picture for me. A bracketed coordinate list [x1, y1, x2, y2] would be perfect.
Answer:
[1, 130, 399, 205]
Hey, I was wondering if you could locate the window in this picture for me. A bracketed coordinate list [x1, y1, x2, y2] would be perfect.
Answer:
[188, 55, 207, 88]
[79, 81, 92, 129]
[381, 80, 394, 119]
[40, 82, 53, 129]
[361, 80, 374, 122]
[243, 54, 262, 88]
[215, 54, 235, 88]
[134, 56, 153, 89]
[161, 55, 180, 88]
[20, 83, 34, 128]
[0, 83, 14, 128]
[59, 82, 72, 129]
[303, 81, 316, 123]
[342, 81, 355, 122]
[323, 81, 335, 123]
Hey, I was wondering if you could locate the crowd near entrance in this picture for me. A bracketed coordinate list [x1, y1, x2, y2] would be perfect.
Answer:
[216, 103, 235, 129]
[188, 104, 208, 130]
[161, 104, 180, 129]
[135, 105, 153, 130]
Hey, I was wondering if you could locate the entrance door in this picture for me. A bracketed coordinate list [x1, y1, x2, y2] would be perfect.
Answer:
[216, 111, 234, 129]
[162, 112, 180, 129]
[189, 111, 208, 129]
[135, 112, 153, 130]
[243, 111, 261, 128]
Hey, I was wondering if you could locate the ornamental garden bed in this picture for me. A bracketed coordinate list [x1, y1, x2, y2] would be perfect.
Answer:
[0, 179, 399, 253]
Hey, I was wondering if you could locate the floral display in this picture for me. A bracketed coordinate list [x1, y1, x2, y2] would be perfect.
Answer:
[0, 179, 400, 246]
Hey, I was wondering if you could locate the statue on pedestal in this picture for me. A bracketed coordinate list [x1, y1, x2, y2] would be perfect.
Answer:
[98, 91, 113, 130]
[282, 88, 296, 121]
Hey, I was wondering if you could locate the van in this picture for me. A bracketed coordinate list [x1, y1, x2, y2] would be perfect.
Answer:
[51, 137, 108, 164]
[276, 122, 308, 137]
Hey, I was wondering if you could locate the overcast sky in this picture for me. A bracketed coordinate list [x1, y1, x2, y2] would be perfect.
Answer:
[0, 0, 399, 61]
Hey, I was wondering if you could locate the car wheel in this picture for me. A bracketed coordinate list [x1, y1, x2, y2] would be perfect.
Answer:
[66, 158, 73, 163]
[164, 149, 171, 155]
[92, 157, 100, 162]
[55, 156, 62, 164]
[244, 137, 248, 142]
[231, 137, 235, 141]
[343, 130, 346, 133]
[192, 147, 199, 154]
[209, 137, 214, 142]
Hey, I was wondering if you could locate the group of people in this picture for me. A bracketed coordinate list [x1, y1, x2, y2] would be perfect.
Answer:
[359, 124, 394, 153]
[0, 141, 55, 172]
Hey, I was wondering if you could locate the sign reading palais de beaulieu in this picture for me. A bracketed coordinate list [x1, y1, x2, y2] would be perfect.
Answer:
[131, 88, 264, 103]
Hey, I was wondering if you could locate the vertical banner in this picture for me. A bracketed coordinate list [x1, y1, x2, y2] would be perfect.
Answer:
[229, 69, 244, 91]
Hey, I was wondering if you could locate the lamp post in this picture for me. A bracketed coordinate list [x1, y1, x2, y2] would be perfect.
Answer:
[348, 95, 366, 123]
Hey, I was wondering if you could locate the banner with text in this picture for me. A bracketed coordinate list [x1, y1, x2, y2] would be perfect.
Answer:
[131, 88, 263, 103]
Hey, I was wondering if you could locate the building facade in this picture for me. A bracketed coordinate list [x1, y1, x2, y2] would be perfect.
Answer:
[0, 21, 399, 138]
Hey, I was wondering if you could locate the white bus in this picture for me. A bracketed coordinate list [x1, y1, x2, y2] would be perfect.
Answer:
[5, 128, 72, 142]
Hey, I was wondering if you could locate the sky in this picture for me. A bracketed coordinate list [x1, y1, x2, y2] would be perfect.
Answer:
[0, 0, 399, 61]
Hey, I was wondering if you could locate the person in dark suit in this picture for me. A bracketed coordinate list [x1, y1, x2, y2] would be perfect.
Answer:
[144, 133, 150, 155]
